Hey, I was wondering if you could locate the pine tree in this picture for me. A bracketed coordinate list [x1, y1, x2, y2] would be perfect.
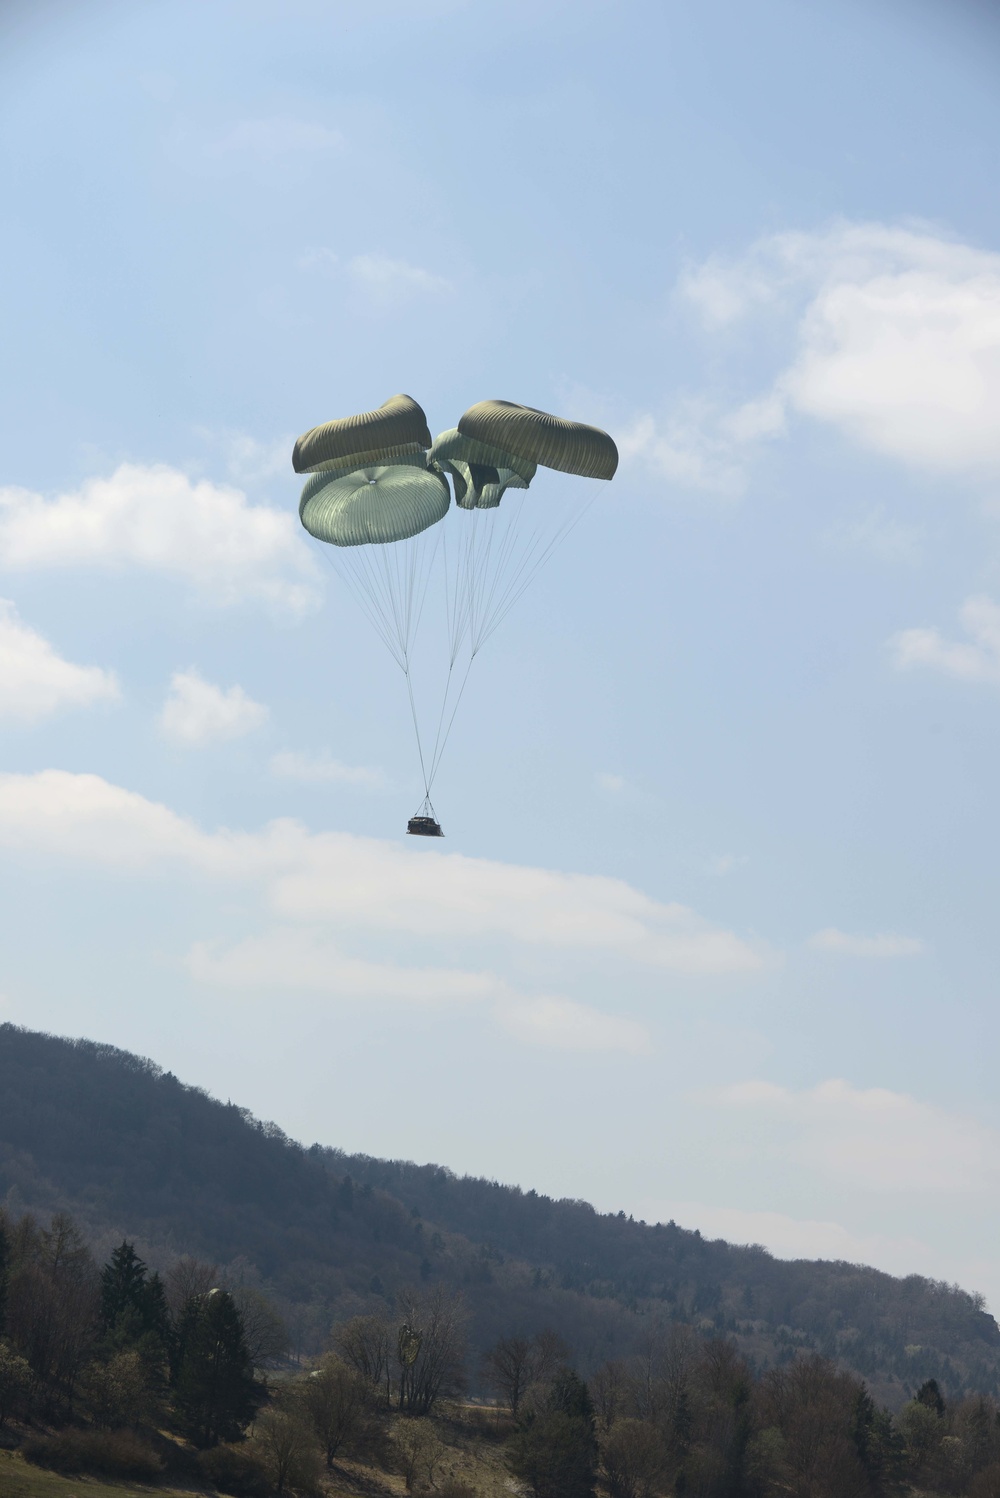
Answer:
[508, 1369, 598, 1498]
[173, 1289, 260, 1447]
[100, 1241, 148, 1333]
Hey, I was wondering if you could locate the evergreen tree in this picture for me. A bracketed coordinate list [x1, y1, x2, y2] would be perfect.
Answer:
[508, 1370, 598, 1498]
[99, 1242, 172, 1367]
[101, 1241, 148, 1333]
[917, 1378, 946, 1417]
[140, 1272, 172, 1350]
[173, 1289, 260, 1447]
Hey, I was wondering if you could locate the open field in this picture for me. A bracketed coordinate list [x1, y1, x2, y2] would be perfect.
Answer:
[0, 1448, 201, 1498]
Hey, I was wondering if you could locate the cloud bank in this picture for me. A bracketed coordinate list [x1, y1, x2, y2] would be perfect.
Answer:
[629, 222, 1000, 494]
[0, 601, 119, 722]
[0, 464, 318, 612]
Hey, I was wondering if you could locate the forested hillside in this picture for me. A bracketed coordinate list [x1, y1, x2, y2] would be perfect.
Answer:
[1, 1022, 996, 1408]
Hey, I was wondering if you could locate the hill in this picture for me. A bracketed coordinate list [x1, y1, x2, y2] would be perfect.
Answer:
[1, 1021, 996, 1406]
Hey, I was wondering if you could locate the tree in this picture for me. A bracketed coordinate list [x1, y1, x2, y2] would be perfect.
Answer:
[302, 1354, 372, 1466]
[483, 1335, 534, 1417]
[99, 1241, 171, 1367]
[916, 1378, 946, 1417]
[173, 1289, 260, 1447]
[251, 1407, 322, 1495]
[394, 1287, 466, 1415]
[482, 1329, 570, 1418]
[591, 1358, 629, 1431]
[509, 1369, 598, 1498]
[230, 1285, 289, 1369]
[165, 1256, 217, 1318]
[0, 1339, 31, 1426]
[601, 1418, 669, 1498]
[394, 1416, 444, 1491]
[337, 1313, 392, 1403]
[101, 1241, 148, 1331]
[84, 1347, 162, 1429]
[4, 1212, 98, 1407]
[532, 1327, 571, 1383]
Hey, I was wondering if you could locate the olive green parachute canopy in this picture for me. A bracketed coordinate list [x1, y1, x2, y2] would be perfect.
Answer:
[293, 394, 432, 475]
[429, 428, 536, 485]
[457, 400, 619, 481]
[299, 453, 450, 547]
[429, 428, 534, 510]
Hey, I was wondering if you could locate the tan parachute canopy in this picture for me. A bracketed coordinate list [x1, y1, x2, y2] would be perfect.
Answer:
[428, 428, 535, 509]
[293, 393, 432, 475]
[457, 400, 618, 481]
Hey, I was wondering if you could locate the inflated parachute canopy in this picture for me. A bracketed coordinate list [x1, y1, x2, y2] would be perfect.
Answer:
[299, 454, 450, 547]
[457, 400, 618, 481]
[429, 428, 536, 510]
[293, 394, 432, 475]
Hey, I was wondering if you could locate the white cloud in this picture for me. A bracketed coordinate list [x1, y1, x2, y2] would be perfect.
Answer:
[669, 222, 1000, 491]
[595, 772, 626, 794]
[496, 996, 649, 1054]
[0, 464, 318, 613]
[618, 407, 751, 497]
[890, 595, 1000, 683]
[647, 1200, 935, 1271]
[347, 254, 452, 308]
[160, 670, 268, 747]
[706, 1078, 998, 1193]
[213, 117, 345, 159]
[0, 770, 768, 974]
[706, 853, 748, 877]
[0, 600, 119, 722]
[808, 927, 925, 957]
[188, 931, 647, 1052]
[187, 929, 495, 1005]
[270, 750, 387, 790]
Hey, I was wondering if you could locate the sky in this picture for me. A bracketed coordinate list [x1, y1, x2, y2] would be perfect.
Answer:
[2, 0, 1000, 1308]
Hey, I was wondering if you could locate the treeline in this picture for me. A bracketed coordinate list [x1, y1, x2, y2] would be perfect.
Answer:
[0, 1209, 276, 1447]
[6, 1207, 1000, 1498]
[325, 1149, 1000, 1396]
[2, 1023, 999, 1405]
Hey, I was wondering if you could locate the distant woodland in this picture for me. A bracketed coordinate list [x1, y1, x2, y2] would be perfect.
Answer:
[3, 1022, 1000, 1498]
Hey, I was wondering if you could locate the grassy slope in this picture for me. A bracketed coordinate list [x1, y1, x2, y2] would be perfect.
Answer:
[0, 1409, 517, 1498]
[0, 1447, 196, 1497]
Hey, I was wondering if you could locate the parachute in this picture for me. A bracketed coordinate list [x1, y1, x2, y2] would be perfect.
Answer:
[293, 395, 617, 835]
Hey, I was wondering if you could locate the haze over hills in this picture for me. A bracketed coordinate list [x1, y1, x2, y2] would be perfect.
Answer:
[1, 1021, 997, 1409]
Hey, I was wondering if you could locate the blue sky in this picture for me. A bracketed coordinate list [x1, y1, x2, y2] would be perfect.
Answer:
[2, 0, 1000, 1306]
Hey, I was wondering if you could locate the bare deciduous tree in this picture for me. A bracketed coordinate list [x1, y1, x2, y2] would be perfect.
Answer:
[336, 1313, 392, 1404]
[395, 1287, 466, 1416]
[251, 1407, 321, 1495]
[302, 1354, 372, 1466]
[165, 1256, 217, 1317]
[230, 1286, 289, 1369]
[481, 1336, 534, 1418]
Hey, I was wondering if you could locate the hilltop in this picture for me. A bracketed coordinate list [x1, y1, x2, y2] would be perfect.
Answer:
[0, 1022, 996, 1406]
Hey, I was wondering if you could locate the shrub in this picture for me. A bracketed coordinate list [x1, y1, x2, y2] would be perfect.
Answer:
[22, 1428, 164, 1479]
[198, 1440, 273, 1497]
